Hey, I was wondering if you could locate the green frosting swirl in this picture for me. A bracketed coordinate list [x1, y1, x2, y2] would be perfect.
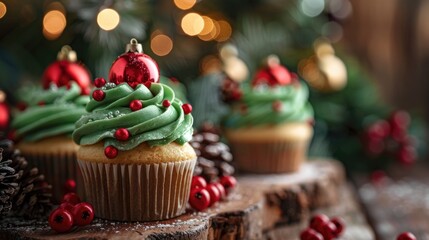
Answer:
[72, 82, 193, 150]
[12, 82, 89, 142]
[223, 82, 313, 128]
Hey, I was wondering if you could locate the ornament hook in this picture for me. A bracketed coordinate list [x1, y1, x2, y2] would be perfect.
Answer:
[126, 38, 143, 53]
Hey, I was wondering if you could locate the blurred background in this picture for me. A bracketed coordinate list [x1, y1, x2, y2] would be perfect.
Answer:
[0, 0, 428, 170]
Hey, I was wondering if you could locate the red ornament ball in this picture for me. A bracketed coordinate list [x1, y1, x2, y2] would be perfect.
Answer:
[130, 100, 143, 111]
[205, 183, 221, 207]
[105, 145, 118, 159]
[320, 221, 338, 240]
[43, 60, 91, 91]
[63, 179, 76, 194]
[219, 176, 237, 194]
[182, 103, 192, 115]
[62, 192, 81, 205]
[191, 176, 207, 189]
[115, 128, 130, 141]
[0, 103, 9, 130]
[72, 202, 95, 226]
[109, 52, 160, 88]
[252, 65, 293, 87]
[162, 100, 171, 108]
[397, 232, 417, 240]
[300, 228, 323, 240]
[189, 188, 211, 211]
[48, 208, 74, 233]
[94, 77, 106, 88]
[92, 89, 105, 101]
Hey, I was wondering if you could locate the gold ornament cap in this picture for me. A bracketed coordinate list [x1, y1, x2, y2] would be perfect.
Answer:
[57, 45, 77, 62]
[126, 38, 143, 53]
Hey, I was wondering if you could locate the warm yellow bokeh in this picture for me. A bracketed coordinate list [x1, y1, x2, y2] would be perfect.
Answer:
[0, 2, 7, 19]
[215, 20, 232, 42]
[43, 10, 66, 40]
[174, 0, 196, 10]
[181, 13, 204, 36]
[151, 34, 173, 56]
[97, 8, 120, 31]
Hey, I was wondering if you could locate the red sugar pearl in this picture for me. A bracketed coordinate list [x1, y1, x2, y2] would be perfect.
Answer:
[92, 89, 105, 101]
[115, 128, 130, 141]
[182, 103, 192, 115]
[163, 100, 171, 108]
[104, 145, 118, 159]
[130, 100, 143, 111]
[94, 77, 106, 88]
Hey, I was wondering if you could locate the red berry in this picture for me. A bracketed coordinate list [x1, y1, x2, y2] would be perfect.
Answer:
[213, 182, 226, 200]
[367, 120, 390, 139]
[49, 208, 74, 233]
[189, 188, 211, 211]
[365, 138, 385, 155]
[162, 100, 171, 108]
[331, 217, 345, 236]
[130, 100, 143, 111]
[191, 176, 207, 189]
[272, 100, 282, 112]
[219, 176, 237, 194]
[144, 81, 152, 89]
[300, 228, 324, 240]
[397, 146, 417, 165]
[390, 111, 410, 130]
[94, 77, 106, 88]
[206, 184, 221, 206]
[62, 192, 81, 205]
[397, 232, 417, 240]
[309, 214, 329, 232]
[59, 202, 75, 212]
[182, 103, 193, 115]
[72, 202, 95, 226]
[92, 89, 105, 101]
[320, 221, 338, 240]
[104, 145, 118, 159]
[63, 179, 76, 194]
[16, 102, 27, 111]
[114, 128, 130, 141]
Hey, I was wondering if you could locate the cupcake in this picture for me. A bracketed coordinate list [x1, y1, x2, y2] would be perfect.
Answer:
[12, 58, 90, 202]
[72, 39, 196, 222]
[223, 56, 313, 173]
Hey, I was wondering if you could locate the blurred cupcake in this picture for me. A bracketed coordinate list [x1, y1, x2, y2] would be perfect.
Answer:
[12, 47, 91, 202]
[223, 56, 313, 173]
[73, 39, 196, 222]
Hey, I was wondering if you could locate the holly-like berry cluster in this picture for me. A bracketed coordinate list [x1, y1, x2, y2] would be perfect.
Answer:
[48, 192, 94, 233]
[300, 214, 345, 240]
[362, 111, 417, 165]
[397, 232, 416, 240]
[189, 175, 237, 211]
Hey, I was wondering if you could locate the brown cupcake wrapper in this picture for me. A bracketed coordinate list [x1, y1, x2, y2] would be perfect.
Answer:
[229, 140, 310, 173]
[24, 152, 83, 203]
[78, 158, 196, 222]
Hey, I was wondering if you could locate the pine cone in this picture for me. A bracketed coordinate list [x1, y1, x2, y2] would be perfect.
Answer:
[0, 141, 20, 216]
[0, 139, 53, 219]
[190, 124, 235, 183]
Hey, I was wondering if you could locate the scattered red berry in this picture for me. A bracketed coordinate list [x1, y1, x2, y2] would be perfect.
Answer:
[191, 176, 207, 189]
[59, 202, 75, 212]
[189, 188, 211, 211]
[72, 202, 95, 226]
[213, 182, 226, 200]
[300, 228, 324, 240]
[114, 128, 130, 141]
[182, 103, 192, 115]
[206, 184, 221, 206]
[62, 192, 81, 205]
[397, 232, 417, 240]
[48, 208, 74, 233]
[63, 179, 76, 194]
[320, 221, 338, 240]
[219, 176, 237, 194]
[94, 77, 106, 88]
[331, 217, 345, 236]
[105, 145, 118, 159]
[162, 100, 171, 108]
[92, 89, 105, 101]
[309, 214, 329, 231]
[130, 100, 143, 111]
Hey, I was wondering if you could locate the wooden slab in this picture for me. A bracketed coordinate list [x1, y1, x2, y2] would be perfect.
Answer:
[238, 159, 345, 229]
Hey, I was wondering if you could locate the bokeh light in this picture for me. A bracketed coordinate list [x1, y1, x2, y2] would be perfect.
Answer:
[215, 20, 232, 42]
[0, 2, 7, 19]
[43, 10, 66, 40]
[174, 0, 196, 10]
[181, 13, 204, 36]
[46, 2, 65, 14]
[97, 8, 120, 31]
[300, 0, 325, 17]
[151, 34, 173, 56]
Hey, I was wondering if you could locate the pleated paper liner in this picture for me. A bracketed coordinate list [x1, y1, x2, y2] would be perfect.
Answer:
[24, 152, 84, 203]
[78, 158, 196, 222]
[230, 140, 310, 173]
